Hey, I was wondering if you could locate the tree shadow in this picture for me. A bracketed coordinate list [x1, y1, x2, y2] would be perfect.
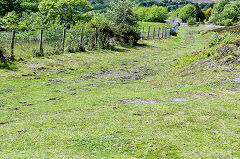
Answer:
[0, 62, 18, 70]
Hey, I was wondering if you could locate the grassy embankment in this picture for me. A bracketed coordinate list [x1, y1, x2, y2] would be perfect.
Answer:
[0, 24, 239, 158]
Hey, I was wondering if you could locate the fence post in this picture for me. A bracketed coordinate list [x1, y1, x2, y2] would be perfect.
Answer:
[80, 28, 84, 46]
[62, 29, 66, 52]
[147, 26, 150, 39]
[153, 27, 155, 40]
[39, 30, 43, 54]
[161, 27, 164, 38]
[165, 27, 167, 38]
[157, 27, 160, 38]
[95, 28, 98, 48]
[141, 27, 144, 40]
[10, 30, 15, 60]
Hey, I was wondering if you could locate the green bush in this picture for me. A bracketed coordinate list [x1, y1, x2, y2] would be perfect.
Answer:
[224, 19, 233, 26]
[97, 22, 115, 49]
[170, 29, 177, 36]
[187, 17, 196, 26]
[114, 24, 140, 46]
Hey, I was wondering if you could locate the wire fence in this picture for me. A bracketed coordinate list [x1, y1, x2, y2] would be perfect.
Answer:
[0, 25, 179, 59]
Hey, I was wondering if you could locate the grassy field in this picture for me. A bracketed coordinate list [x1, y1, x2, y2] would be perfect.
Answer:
[0, 26, 239, 158]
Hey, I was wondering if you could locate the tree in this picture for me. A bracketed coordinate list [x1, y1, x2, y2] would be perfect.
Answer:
[178, 4, 196, 22]
[146, 5, 168, 22]
[38, 0, 92, 28]
[194, 3, 205, 22]
[133, 5, 168, 22]
[107, 0, 138, 26]
[220, 1, 240, 22]
[0, 0, 21, 17]
[209, 0, 230, 23]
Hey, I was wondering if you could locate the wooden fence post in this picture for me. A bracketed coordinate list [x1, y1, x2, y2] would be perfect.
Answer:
[141, 27, 144, 40]
[153, 27, 155, 40]
[80, 28, 84, 46]
[39, 30, 43, 53]
[95, 28, 98, 48]
[162, 27, 164, 38]
[147, 26, 150, 39]
[157, 27, 160, 38]
[62, 29, 66, 52]
[10, 30, 15, 60]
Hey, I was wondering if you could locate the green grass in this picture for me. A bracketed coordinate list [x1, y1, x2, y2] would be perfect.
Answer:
[0, 26, 239, 158]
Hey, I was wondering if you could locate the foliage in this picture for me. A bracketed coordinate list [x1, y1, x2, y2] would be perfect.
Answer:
[38, 0, 92, 28]
[0, 11, 20, 31]
[178, 4, 196, 22]
[0, 0, 21, 16]
[204, 7, 212, 21]
[223, 19, 233, 26]
[133, 5, 168, 23]
[219, 1, 240, 22]
[194, 3, 205, 22]
[97, 22, 115, 49]
[32, 48, 44, 57]
[114, 23, 140, 46]
[187, 17, 196, 26]
[170, 29, 177, 36]
[209, 0, 230, 24]
[106, 0, 140, 46]
[18, 12, 47, 31]
[20, 1, 39, 13]
[107, 0, 137, 26]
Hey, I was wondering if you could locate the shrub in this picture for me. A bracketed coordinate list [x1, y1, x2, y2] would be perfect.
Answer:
[32, 49, 44, 57]
[224, 19, 233, 26]
[187, 17, 196, 26]
[170, 29, 177, 36]
[97, 22, 115, 49]
[114, 24, 140, 46]
[204, 8, 212, 20]
[107, 0, 137, 26]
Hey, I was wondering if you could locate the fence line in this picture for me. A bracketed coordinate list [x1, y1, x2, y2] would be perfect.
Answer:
[0, 25, 179, 59]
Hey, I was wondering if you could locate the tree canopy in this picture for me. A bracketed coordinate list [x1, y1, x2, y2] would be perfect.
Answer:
[38, 0, 92, 27]
[178, 4, 196, 22]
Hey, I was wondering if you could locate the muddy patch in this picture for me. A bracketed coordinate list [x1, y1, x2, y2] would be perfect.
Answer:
[120, 99, 157, 105]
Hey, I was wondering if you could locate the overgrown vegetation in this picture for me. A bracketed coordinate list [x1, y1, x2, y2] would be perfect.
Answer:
[209, 0, 240, 26]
